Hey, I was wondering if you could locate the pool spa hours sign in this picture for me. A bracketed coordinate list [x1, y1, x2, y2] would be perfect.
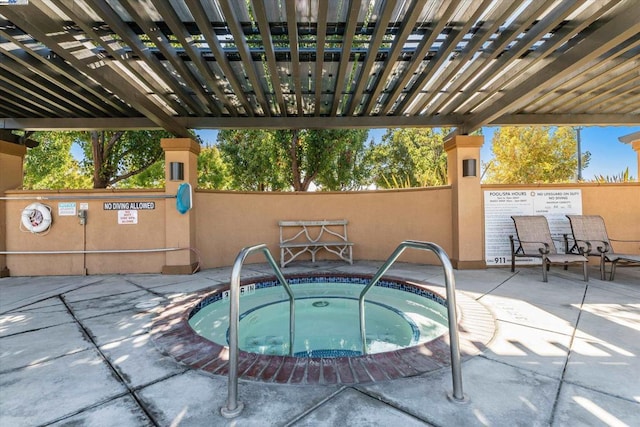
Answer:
[484, 190, 582, 266]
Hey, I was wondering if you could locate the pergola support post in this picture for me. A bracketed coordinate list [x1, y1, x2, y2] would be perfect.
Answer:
[0, 140, 27, 277]
[634, 141, 640, 182]
[161, 138, 200, 274]
[629, 140, 640, 182]
[444, 135, 485, 269]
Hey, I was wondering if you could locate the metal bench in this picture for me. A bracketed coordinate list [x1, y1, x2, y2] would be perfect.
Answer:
[279, 220, 353, 268]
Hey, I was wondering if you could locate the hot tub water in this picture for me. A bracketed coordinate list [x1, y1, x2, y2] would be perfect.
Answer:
[189, 277, 449, 357]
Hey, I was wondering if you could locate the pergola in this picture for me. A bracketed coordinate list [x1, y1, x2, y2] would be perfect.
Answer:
[0, 0, 638, 140]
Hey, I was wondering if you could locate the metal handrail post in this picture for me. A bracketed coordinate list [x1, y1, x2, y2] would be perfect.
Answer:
[358, 244, 406, 351]
[260, 246, 296, 353]
[220, 244, 295, 418]
[358, 240, 467, 403]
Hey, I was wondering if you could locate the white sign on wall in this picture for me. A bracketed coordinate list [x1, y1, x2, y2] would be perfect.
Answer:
[117, 210, 138, 225]
[58, 202, 77, 216]
[484, 190, 582, 266]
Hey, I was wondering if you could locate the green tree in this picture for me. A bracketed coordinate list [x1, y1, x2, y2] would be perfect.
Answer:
[217, 129, 371, 191]
[79, 130, 173, 188]
[273, 129, 371, 191]
[313, 129, 371, 191]
[23, 130, 175, 189]
[367, 128, 450, 188]
[23, 132, 91, 189]
[111, 144, 234, 190]
[116, 160, 165, 189]
[198, 144, 232, 189]
[218, 130, 288, 191]
[484, 126, 590, 184]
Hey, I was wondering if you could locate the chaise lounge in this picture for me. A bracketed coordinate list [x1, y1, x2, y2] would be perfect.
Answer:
[565, 214, 640, 281]
[510, 215, 589, 282]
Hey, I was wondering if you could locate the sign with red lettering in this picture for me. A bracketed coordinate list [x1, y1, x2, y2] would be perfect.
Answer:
[117, 210, 138, 225]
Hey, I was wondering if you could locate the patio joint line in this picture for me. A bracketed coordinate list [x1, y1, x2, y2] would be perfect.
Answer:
[0, 278, 107, 315]
[125, 278, 176, 298]
[476, 271, 520, 301]
[282, 386, 349, 426]
[130, 370, 190, 393]
[558, 378, 640, 405]
[474, 353, 562, 382]
[1, 296, 60, 315]
[496, 318, 577, 338]
[548, 281, 590, 426]
[37, 370, 189, 425]
[71, 305, 153, 322]
[65, 280, 171, 322]
[37, 392, 133, 427]
[351, 386, 443, 426]
[62, 288, 149, 305]
[0, 347, 94, 376]
[59, 294, 161, 427]
[282, 385, 435, 427]
[0, 318, 76, 340]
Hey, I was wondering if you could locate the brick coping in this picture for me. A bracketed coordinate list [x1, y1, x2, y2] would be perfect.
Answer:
[150, 274, 496, 385]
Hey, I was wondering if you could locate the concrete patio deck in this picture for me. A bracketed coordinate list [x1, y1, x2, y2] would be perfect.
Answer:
[1, 260, 638, 426]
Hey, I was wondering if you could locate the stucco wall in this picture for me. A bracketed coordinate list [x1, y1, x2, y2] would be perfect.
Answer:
[4, 189, 167, 275]
[2, 183, 637, 276]
[194, 187, 453, 269]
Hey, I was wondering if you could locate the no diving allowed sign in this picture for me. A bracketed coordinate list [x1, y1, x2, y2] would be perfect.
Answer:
[103, 201, 155, 210]
[103, 201, 155, 225]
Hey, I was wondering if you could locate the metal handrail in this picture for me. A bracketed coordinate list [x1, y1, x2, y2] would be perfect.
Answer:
[358, 240, 467, 403]
[220, 244, 295, 418]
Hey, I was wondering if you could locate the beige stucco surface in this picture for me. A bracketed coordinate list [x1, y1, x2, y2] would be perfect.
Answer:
[4, 190, 166, 275]
[194, 187, 453, 269]
[2, 183, 638, 276]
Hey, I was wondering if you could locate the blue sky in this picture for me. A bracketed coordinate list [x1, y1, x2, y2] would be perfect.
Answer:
[197, 125, 638, 181]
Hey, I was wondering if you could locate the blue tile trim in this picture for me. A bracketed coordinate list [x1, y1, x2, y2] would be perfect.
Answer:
[189, 275, 447, 319]
[294, 349, 362, 357]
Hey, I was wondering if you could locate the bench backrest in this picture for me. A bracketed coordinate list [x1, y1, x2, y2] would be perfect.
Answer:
[279, 220, 349, 244]
[279, 220, 347, 227]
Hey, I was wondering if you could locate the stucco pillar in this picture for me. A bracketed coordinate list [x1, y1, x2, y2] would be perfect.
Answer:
[0, 140, 27, 277]
[161, 138, 200, 274]
[444, 135, 485, 269]
[633, 141, 640, 182]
